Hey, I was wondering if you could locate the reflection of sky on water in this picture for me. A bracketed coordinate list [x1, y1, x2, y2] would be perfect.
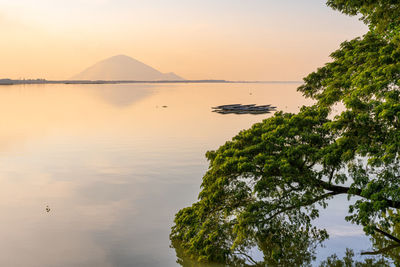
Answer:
[0, 83, 374, 266]
[314, 196, 372, 264]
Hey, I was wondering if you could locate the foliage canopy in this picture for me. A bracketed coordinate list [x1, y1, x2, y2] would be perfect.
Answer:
[171, 0, 400, 265]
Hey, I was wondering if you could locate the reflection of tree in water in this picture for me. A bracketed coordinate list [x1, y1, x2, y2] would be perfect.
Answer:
[171, 216, 326, 266]
[172, 240, 226, 267]
[171, 212, 400, 266]
[172, 235, 395, 267]
[319, 249, 391, 267]
[363, 212, 400, 266]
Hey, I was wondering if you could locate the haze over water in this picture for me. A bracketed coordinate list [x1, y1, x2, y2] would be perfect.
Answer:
[0, 83, 371, 266]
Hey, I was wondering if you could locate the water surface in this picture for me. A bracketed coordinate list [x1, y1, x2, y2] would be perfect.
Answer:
[0, 83, 370, 266]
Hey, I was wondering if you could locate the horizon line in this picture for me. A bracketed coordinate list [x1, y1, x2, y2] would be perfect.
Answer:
[0, 78, 303, 85]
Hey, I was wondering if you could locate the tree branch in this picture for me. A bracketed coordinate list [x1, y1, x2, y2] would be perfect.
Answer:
[328, 168, 335, 185]
[233, 250, 259, 265]
[262, 191, 340, 223]
[361, 243, 400, 255]
[373, 226, 400, 244]
[316, 180, 400, 209]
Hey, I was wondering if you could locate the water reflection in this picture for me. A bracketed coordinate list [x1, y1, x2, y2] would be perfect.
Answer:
[87, 84, 155, 108]
[0, 83, 366, 266]
[171, 241, 225, 267]
[171, 228, 321, 267]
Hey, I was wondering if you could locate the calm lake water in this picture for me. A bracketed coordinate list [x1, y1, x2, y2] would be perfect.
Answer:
[0, 83, 373, 266]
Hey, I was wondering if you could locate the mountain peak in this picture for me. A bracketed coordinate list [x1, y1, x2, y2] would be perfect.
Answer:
[71, 55, 183, 81]
[108, 54, 137, 61]
[112, 54, 130, 58]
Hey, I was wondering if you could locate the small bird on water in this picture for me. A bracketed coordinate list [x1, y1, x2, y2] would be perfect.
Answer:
[46, 205, 50, 213]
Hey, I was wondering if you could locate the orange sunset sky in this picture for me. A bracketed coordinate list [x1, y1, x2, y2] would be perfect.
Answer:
[0, 0, 367, 81]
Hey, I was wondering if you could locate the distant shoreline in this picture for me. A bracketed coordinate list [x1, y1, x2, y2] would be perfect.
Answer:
[0, 79, 302, 86]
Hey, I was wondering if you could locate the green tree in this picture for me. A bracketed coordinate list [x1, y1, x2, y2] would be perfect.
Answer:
[171, 0, 400, 265]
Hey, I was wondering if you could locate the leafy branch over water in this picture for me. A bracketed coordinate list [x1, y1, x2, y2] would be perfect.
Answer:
[171, 0, 400, 265]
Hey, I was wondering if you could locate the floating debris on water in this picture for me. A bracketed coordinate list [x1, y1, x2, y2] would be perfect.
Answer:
[212, 104, 276, 115]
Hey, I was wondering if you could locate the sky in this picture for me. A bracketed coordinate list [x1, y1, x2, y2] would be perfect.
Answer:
[0, 0, 367, 81]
